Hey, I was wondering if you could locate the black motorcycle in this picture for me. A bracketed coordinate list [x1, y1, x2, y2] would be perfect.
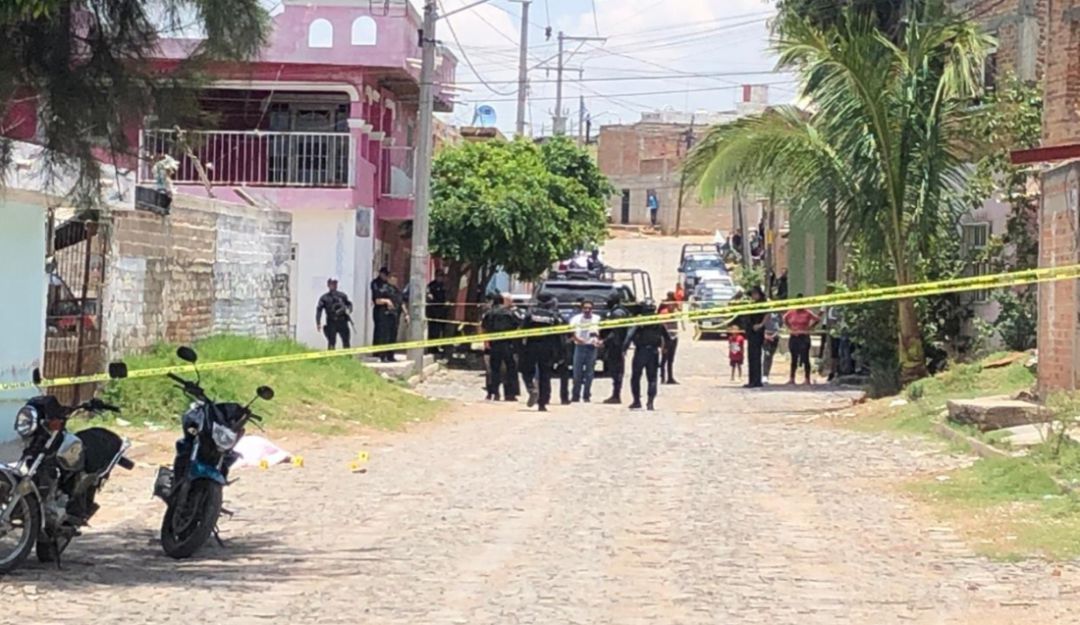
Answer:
[0, 363, 133, 573]
[153, 346, 273, 559]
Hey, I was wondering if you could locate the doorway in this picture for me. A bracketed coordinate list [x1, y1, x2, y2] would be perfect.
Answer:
[620, 189, 631, 224]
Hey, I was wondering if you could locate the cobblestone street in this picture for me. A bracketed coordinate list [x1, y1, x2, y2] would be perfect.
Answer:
[5, 237, 1080, 623]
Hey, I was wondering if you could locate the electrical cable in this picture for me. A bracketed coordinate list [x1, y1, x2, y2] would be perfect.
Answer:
[437, 1, 517, 96]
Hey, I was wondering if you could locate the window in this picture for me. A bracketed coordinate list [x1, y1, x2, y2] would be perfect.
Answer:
[962, 223, 991, 303]
[983, 49, 998, 93]
[351, 16, 377, 46]
[308, 19, 334, 48]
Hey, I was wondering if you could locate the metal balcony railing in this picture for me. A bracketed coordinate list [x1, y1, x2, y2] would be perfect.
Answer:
[140, 129, 354, 188]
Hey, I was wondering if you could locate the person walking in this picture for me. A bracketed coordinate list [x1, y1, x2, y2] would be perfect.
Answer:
[481, 293, 520, 401]
[784, 295, 821, 385]
[737, 285, 768, 388]
[425, 270, 450, 355]
[315, 277, 353, 350]
[569, 300, 601, 402]
[657, 292, 680, 384]
[762, 311, 781, 383]
[601, 293, 631, 405]
[623, 301, 672, 411]
[520, 294, 564, 412]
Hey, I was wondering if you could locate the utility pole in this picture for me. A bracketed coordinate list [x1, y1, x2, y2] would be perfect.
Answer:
[512, 0, 530, 137]
[407, 0, 438, 376]
[553, 32, 605, 135]
[577, 95, 585, 145]
[674, 116, 695, 237]
[735, 184, 751, 270]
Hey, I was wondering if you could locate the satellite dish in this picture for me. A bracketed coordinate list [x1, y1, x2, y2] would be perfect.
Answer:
[473, 105, 497, 127]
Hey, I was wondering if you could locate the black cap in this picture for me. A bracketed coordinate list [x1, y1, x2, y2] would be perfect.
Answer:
[378, 267, 389, 275]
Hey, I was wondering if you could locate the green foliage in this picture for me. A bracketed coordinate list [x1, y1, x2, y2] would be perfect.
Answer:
[684, 1, 993, 383]
[0, 0, 270, 208]
[101, 335, 440, 433]
[430, 137, 609, 281]
[959, 76, 1043, 351]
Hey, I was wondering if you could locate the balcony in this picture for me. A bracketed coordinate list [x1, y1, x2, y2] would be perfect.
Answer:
[140, 129, 353, 188]
[381, 145, 414, 198]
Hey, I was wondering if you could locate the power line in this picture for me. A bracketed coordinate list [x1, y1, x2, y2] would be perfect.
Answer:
[438, 1, 517, 96]
[452, 80, 796, 104]
[450, 69, 783, 86]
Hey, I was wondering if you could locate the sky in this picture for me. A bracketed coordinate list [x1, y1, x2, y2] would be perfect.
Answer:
[433, 0, 796, 135]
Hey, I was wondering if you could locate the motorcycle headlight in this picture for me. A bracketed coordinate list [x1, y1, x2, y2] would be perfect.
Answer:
[211, 422, 239, 451]
[14, 406, 38, 438]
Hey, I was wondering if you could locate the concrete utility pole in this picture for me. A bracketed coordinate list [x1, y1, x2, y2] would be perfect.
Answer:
[735, 184, 751, 270]
[408, 0, 439, 376]
[553, 32, 605, 135]
[512, 0, 530, 137]
[577, 94, 585, 144]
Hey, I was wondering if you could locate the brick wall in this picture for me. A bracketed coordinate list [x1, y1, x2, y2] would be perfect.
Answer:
[954, 0, 1048, 83]
[102, 195, 292, 357]
[597, 123, 734, 233]
[1037, 161, 1080, 392]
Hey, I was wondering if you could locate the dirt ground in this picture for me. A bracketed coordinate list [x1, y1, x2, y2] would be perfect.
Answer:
[3, 237, 1080, 624]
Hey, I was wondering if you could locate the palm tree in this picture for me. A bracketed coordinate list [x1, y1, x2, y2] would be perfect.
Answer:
[685, 2, 991, 383]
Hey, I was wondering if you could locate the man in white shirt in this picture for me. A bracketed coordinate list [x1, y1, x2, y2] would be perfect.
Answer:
[569, 300, 601, 402]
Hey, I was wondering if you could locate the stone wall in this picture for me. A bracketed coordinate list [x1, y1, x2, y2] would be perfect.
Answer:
[102, 195, 292, 357]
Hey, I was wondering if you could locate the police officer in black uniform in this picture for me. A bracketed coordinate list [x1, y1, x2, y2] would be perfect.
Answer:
[426, 270, 450, 354]
[481, 293, 521, 401]
[520, 294, 564, 412]
[601, 293, 631, 404]
[623, 301, 672, 411]
[371, 267, 390, 351]
[316, 277, 353, 350]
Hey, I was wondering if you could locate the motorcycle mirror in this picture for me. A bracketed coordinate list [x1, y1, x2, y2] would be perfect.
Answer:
[108, 362, 129, 380]
[176, 346, 198, 363]
[32, 368, 42, 385]
[256, 386, 275, 401]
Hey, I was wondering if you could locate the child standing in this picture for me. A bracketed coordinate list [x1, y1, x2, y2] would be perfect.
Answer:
[728, 329, 745, 381]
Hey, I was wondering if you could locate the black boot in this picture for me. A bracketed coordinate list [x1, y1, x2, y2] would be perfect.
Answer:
[628, 400, 642, 410]
[602, 395, 621, 405]
[647, 400, 655, 411]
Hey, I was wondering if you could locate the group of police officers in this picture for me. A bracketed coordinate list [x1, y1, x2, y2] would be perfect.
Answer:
[481, 293, 673, 412]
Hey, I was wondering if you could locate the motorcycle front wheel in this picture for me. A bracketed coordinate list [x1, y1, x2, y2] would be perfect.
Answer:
[160, 480, 222, 559]
[0, 484, 40, 575]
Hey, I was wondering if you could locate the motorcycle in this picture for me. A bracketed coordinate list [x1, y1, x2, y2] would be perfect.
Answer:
[153, 346, 273, 559]
[0, 363, 133, 573]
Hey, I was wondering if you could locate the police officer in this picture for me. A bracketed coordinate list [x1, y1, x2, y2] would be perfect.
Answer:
[316, 277, 353, 350]
[371, 267, 391, 352]
[520, 294, 564, 412]
[426, 270, 450, 354]
[622, 301, 672, 411]
[601, 293, 631, 404]
[482, 293, 521, 401]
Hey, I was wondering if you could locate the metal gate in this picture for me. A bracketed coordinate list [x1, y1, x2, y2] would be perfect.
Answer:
[42, 215, 109, 405]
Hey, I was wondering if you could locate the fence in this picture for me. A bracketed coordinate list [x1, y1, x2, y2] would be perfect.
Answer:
[141, 129, 354, 187]
[43, 217, 108, 405]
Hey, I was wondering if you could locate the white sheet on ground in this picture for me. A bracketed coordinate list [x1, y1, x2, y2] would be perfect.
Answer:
[233, 435, 292, 468]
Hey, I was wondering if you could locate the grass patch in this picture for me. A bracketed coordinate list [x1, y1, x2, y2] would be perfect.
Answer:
[911, 455, 1080, 560]
[100, 335, 442, 433]
[846, 357, 1035, 436]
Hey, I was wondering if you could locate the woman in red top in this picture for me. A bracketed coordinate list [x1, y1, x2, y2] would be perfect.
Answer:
[783, 296, 821, 385]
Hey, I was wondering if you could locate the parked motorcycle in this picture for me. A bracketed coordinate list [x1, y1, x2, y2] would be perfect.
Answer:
[0, 363, 134, 574]
[154, 346, 273, 559]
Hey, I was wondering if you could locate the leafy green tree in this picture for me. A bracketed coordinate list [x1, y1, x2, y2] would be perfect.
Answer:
[430, 138, 609, 286]
[0, 0, 269, 206]
[685, 2, 992, 383]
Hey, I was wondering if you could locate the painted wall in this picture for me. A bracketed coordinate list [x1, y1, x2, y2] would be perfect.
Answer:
[0, 197, 47, 446]
[289, 209, 359, 349]
[787, 208, 828, 297]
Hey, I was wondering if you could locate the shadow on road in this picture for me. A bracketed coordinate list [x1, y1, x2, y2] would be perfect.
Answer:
[2, 523, 385, 589]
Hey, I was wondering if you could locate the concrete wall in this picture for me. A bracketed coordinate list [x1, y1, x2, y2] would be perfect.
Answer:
[102, 196, 292, 357]
[0, 193, 48, 445]
[954, 0, 1048, 83]
[288, 208, 362, 349]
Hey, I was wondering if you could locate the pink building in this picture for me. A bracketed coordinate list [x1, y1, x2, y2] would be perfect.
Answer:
[137, 0, 455, 348]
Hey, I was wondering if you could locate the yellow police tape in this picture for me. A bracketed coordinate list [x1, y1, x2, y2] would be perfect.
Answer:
[2, 263, 1076, 392]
